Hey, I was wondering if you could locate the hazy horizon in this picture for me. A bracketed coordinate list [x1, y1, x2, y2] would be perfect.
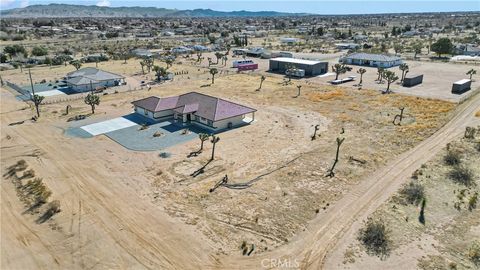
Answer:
[1, 0, 479, 14]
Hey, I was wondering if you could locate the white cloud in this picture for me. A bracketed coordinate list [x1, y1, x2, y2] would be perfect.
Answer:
[20, 0, 28, 8]
[0, 0, 15, 8]
[96, 0, 111, 7]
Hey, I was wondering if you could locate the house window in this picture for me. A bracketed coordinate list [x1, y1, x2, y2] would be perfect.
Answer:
[207, 120, 213, 126]
[144, 109, 148, 116]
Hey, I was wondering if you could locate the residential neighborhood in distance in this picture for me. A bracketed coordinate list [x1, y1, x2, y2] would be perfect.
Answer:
[1, 1, 479, 270]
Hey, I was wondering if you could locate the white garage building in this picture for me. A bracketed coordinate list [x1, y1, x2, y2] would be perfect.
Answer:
[132, 92, 256, 131]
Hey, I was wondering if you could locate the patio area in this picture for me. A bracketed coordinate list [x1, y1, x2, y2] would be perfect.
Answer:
[68, 113, 211, 151]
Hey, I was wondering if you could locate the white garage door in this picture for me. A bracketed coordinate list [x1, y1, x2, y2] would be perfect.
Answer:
[81, 117, 137, 136]
[36, 90, 66, 97]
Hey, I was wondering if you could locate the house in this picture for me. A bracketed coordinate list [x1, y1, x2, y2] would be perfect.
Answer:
[131, 49, 152, 58]
[64, 67, 125, 92]
[131, 92, 256, 131]
[280, 37, 299, 45]
[340, 53, 402, 68]
[335, 43, 360, 50]
[454, 44, 480, 56]
[269, 57, 328, 77]
[246, 47, 267, 57]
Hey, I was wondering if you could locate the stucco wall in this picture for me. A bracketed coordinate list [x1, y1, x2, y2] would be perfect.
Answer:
[212, 115, 245, 129]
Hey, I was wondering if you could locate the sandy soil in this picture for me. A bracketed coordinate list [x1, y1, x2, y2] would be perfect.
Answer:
[1, 57, 478, 269]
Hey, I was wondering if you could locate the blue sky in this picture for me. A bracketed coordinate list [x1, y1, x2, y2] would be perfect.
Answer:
[1, 0, 479, 14]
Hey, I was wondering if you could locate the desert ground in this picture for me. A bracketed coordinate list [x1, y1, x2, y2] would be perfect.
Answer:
[1, 56, 480, 269]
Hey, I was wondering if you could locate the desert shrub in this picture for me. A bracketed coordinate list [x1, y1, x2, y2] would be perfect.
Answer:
[4, 160, 28, 178]
[449, 166, 474, 186]
[358, 218, 390, 258]
[22, 169, 35, 179]
[469, 193, 478, 211]
[469, 241, 480, 266]
[37, 200, 61, 224]
[444, 149, 461, 166]
[399, 181, 424, 205]
[23, 178, 52, 205]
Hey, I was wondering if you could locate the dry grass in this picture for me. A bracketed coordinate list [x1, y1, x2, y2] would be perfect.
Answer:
[475, 110, 480, 117]
[307, 89, 348, 101]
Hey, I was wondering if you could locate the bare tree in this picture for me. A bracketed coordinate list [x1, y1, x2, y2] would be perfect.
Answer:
[210, 135, 220, 161]
[257, 75, 266, 91]
[326, 137, 345, 177]
[311, 125, 320, 140]
[392, 107, 405, 126]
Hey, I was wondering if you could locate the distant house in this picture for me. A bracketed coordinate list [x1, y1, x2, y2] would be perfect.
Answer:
[246, 47, 267, 57]
[340, 53, 402, 68]
[131, 92, 256, 130]
[269, 57, 329, 76]
[131, 49, 152, 58]
[335, 43, 360, 50]
[280, 37, 299, 45]
[171, 46, 192, 54]
[65, 67, 125, 92]
[454, 44, 480, 56]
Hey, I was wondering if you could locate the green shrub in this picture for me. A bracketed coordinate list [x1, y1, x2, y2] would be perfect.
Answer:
[399, 181, 424, 205]
[358, 218, 390, 258]
[469, 241, 480, 266]
[444, 149, 461, 166]
[449, 166, 474, 186]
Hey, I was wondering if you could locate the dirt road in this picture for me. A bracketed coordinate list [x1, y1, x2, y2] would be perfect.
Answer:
[216, 92, 480, 270]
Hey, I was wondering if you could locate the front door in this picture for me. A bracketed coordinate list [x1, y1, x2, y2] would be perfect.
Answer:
[186, 114, 191, 122]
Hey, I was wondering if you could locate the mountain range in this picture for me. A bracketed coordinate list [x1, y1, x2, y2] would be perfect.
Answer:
[0, 4, 307, 18]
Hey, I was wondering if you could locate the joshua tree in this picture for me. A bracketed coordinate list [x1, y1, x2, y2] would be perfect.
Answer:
[28, 69, 44, 118]
[197, 133, 210, 152]
[257, 75, 266, 91]
[210, 135, 220, 161]
[165, 58, 174, 69]
[140, 60, 146, 74]
[214, 52, 223, 65]
[295, 85, 302, 98]
[383, 70, 399, 94]
[357, 68, 366, 85]
[332, 63, 351, 80]
[419, 198, 426, 225]
[209, 68, 218, 84]
[153, 65, 168, 82]
[326, 137, 345, 177]
[393, 43, 403, 56]
[84, 93, 100, 114]
[32, 94, 44, 118]
[222, 55, 228, 66]
[311, 124, 320, 140]
[467, 69, 477, 80]
[70, 60, 82, 70]
[393, 107, 405, 125]
[376, 67, 385, 82]
[145, 58, 154, 73]
[196, 52, 203, 63]
[285, 64, 296, 83]
[65, 104, 72, 115]
[412, 42, 423, 58]
[399, 63, 409, 82]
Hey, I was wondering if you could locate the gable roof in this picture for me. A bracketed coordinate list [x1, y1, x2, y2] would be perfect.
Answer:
[132, 92, 256, 121]
[343, 53, 401, 62]
[66, 67, 124, 85]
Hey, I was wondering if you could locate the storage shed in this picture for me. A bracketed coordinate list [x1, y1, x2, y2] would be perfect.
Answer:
[403, 74, 423, 87]
[452, 79, 472, 94]
[269, 58, 328, 77]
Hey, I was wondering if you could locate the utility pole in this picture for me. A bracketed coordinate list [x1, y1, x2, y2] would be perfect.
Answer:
[28, 68, 35, 97]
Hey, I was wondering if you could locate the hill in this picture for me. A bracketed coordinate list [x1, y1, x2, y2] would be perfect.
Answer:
[0, 4, 305, 18]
